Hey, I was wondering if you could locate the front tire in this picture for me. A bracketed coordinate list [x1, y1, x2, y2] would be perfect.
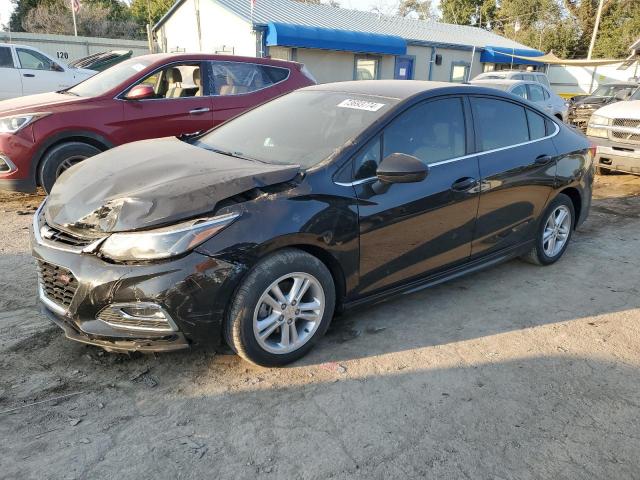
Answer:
[38, 142, 102, 194]
[522, 193, 575, 266]
[225, 249, 335, 367]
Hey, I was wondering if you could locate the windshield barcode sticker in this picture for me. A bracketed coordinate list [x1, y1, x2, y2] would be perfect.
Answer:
[337, 99, 385, 112]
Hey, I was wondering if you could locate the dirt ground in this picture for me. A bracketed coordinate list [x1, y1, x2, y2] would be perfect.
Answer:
[1, 175, 640, 480]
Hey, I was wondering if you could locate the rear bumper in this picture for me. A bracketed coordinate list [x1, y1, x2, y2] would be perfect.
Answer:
[0, 177, 37, 192]
[588, 136, 640, 175]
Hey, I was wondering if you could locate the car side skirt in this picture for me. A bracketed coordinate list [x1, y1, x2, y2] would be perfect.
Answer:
[342, 240, 533, 311]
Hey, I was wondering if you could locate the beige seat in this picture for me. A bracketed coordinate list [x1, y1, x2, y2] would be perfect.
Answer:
[165, 68, 184, 98]
[193, 68, 202, 96]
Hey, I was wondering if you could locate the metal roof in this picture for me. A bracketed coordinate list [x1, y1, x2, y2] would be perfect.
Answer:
[154, 0, 533, 51]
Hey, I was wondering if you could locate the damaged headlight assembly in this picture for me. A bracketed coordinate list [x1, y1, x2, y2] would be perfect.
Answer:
[0, 112, 50, 133]
[99, 212, 240, 261]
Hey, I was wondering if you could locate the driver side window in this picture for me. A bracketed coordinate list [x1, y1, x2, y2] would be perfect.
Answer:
[17, 48, 55, 71]
[134, 63, 203, 99]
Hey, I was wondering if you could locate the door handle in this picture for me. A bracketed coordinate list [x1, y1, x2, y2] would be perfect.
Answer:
[535, 154, 553, 165]
[451, 177, 477, 192]
[23, 73, 35, 78]
[189, 107, 210, 115]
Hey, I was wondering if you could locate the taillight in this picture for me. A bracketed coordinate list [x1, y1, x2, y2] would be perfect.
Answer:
[589, 144, 597, 158]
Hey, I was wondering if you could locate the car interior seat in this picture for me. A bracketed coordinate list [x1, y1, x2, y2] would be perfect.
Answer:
[165, 68, 184, 98]
[193, 68, 202, 96]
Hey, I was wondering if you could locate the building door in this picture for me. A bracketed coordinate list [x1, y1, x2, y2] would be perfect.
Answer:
[394, 56, 414, 80]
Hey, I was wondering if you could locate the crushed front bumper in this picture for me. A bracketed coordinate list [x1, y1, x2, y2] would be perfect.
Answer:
[31, 211, 246, 353]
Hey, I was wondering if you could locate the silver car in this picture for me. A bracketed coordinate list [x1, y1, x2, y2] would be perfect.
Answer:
[470, 79, 568, 122]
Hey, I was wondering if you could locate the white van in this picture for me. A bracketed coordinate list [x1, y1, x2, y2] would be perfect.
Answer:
[0, 43, 96, 101]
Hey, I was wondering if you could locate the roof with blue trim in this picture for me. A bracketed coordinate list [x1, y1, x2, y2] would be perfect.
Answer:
[155, 0, 534, 51]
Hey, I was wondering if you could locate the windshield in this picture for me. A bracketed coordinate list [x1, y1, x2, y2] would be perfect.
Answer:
[591, 84, 631, 97]
[195, 90, 399, 168]
[68, 57, 153, 97]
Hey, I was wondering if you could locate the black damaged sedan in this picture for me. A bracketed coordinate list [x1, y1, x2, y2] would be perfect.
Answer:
[32, 81, 593, 366]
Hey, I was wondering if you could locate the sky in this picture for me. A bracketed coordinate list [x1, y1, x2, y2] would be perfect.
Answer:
[0, 0, 442, 30]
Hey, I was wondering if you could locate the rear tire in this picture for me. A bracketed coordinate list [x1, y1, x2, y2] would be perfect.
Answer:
[522, 193, 575, 266]
[224, 248, 335, 367]
[38, 142, 102, 194]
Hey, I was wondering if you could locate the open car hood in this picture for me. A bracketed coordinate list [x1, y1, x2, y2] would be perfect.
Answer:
[45, 137, 300, 236]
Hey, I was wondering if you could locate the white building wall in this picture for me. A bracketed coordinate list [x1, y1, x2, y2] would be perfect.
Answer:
[294, 49, 356, 83]
[406, 45, 429, 80]
[157, 0, 255, 56]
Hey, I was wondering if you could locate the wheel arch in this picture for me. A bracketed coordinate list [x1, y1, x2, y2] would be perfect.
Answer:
[33, 130, 114, 185]
[558, 186, 582, 228]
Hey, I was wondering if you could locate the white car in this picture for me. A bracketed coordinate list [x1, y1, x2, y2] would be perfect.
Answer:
[470, 79, 568, 122]
[0, 43, 96, 101]
[472, 69, 551, 89]
[587, 90, 640, 175]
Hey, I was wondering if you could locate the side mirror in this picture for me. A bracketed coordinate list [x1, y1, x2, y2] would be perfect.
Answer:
[376, 153, 428, 184]
[51, 63, 64, 72]
[125, 84, 155, 100]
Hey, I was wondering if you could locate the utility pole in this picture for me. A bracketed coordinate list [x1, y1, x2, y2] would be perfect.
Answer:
[587, 0, 604, 59]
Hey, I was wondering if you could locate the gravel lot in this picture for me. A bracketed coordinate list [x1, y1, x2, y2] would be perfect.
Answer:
[1, 175, 640, 480]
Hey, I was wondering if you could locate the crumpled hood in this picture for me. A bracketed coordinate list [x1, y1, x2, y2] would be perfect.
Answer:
[45, 137, 300, 235]
[574, 96, 609, 107]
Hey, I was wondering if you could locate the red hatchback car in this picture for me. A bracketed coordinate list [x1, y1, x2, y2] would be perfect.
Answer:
[0, 53, 315, 193]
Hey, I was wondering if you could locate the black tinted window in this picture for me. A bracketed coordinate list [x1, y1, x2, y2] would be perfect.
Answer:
[354, 136, 381, 180]
[471, 97, 529, 150]
[383, 98, 466, 165]
[526, 109, 546, 140]
[263, 66, 289, 83]
[0, 47, 13, 68]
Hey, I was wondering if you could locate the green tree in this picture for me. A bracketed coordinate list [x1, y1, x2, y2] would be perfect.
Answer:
[440, 0, 496, 27]
[398, 0, 434, 20]
[9, 0, 57, 31]
[591, 0, 640, 58]
[130, 0, 174, 27]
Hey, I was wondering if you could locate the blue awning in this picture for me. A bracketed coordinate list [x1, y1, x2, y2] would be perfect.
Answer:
[480, 46, 545, 65]
[266, 22, 407, 56]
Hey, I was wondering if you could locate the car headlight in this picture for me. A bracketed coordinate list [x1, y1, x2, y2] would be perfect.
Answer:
[99, 212, 239, 261]
[0, 113, 50, 133]
[587, 114, 611, 138]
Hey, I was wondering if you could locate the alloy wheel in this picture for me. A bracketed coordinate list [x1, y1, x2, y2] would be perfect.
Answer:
[253, 272, 325, 354]
[55, 155, 87, 177]
[542, 205, 571, 257]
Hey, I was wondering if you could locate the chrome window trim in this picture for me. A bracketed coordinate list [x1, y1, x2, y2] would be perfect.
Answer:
[113, 59, 290, 101]
[335, 121, 560, 187]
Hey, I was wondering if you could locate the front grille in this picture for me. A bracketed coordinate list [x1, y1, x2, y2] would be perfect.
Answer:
[613, 118, 640, 128]
[37, 260, 78, 310]
[611, 118, 640, 145]
[38, 210, 94, 248]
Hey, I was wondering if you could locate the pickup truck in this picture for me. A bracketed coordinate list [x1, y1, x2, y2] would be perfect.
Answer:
[0, 43, 96, 101]
[587, 89, 640, 175]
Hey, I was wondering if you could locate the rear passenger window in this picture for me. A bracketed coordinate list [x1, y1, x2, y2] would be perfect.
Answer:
[471, 97, 529, 151]
[210, 61, 288, 95]
[526, 109, 546, 140]
[382, 98, 466, 165]
[0, 47, 13, 68]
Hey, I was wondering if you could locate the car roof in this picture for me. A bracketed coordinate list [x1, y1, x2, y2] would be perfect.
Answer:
[469, 79, 524, 90]
[302, 80, 468, 99]
[482, 70, 545, 75]
[132, 53, 302, 70]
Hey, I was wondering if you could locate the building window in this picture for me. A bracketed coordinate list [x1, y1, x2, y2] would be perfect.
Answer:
[355, 55, 379, 80]
[450, 62, 470, 83]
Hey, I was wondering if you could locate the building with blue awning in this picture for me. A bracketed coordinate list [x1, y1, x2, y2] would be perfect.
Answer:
[153, 0, 543, 84]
